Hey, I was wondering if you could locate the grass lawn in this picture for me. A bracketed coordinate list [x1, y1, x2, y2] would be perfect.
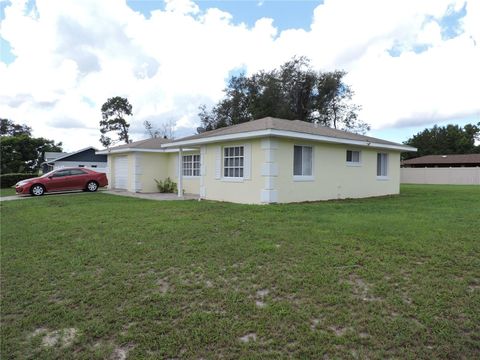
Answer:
[0, 187, 16, 197]
[1, 185, 479, 359]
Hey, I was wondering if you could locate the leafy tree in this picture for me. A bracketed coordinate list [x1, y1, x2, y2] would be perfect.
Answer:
[1, 120, 62, 173]
[199, 56, 369, 134]
[0, 118, 32, 136]
[99, 97, 132, 147]
[403, 123, 480, 159]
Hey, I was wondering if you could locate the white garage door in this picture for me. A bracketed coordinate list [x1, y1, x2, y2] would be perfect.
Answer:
[114, 156, 128, 189]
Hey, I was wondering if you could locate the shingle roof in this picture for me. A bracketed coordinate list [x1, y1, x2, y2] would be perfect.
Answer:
[165, 117, 405, 147]
[104, 137, 171, 151]
[403, 154, 480, 165]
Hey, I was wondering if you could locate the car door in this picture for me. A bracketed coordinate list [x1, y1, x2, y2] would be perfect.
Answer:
[46, 169, 71, 191]
[67, 169, 89, 190]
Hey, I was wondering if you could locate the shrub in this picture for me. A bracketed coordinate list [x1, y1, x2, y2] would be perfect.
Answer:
[0, 173, 38, 188]
[154, 177, 178, 193]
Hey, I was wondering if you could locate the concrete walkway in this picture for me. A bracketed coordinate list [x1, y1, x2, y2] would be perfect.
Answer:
[104, 190, 200, 201]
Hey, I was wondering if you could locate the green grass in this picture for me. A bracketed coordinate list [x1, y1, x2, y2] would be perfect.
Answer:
[0, 187, 16, 197]
[1, 185, 479, 359]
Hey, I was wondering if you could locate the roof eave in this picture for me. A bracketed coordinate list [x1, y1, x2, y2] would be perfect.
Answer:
[161, 129, 418, 152]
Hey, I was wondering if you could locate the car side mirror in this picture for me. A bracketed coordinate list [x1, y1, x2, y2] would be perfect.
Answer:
[48, 176, 53, 179]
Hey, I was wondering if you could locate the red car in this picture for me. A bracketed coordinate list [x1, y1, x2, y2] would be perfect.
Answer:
[15, 168, 108, 196]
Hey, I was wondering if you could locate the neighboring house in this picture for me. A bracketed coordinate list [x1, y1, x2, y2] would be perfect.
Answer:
[402, 154, 480, 168]
[42, 152, 68, 173]
[42, 147, 107, 173]
[97, 117, 416, 204]
[401, 154, 480, 185]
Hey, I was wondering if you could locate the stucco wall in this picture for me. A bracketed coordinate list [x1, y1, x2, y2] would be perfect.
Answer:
[199, 137, 400, 204]
[138, 152, 169, 192]
[167, 151, 201, 195]
[201, 139, 265, 204]
[274, 138, 400, 203]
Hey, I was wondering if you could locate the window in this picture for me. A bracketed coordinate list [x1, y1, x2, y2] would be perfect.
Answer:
[223, 146, 244, 178]
[293, 145, 313, 177]
[91, 165, 97, 168]
[70, 169, 87, 176]
[78, 165, 85, 167]
[182, 155, 200, 176]
[346, 150, 361, 164]
[377, 153, 388, 177]
[52, 170, 70, 178]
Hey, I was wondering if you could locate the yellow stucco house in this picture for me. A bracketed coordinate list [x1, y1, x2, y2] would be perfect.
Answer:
[97, 117, 416, 204]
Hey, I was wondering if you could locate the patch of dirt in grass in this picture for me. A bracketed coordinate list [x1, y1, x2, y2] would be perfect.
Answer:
[239, 333, 257, 343]
[156, 278, 170, 294]
[358, 332, 370, 339]
[310, 318, 321, 331]
[111, 344, 134, 360]
[30, 327, 78, 348]
[329, 325, 352, 337]
[346, 274, 382, 302]
[467, 281, 479, 292]
[254, 288, 270, 308]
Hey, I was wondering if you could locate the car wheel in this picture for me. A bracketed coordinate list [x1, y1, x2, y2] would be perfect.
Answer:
[31, 184, 45, 196]
[86, 181, 98, 192]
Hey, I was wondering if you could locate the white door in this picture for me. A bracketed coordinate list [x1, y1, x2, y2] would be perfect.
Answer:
[114, 156, 128, 189]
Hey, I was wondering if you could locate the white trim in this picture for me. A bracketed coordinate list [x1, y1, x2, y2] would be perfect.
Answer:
[261, 189, 278, 203]
[221, 177, 244, 183]
[200, 146, 206, 198]
[177, 147, 183, 197]
[96, 147, 197, 155]
[376, 176, 390, 181]
[293, 175, 315, 182]
[161, 129, 417, 152]
[261, 138, 278, 204]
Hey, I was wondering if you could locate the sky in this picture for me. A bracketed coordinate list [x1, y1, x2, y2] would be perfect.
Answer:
[0, 0, 479, 152]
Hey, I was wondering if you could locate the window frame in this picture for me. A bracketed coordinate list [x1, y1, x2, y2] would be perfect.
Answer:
[376, 152, 389, 179]
[293, 145, 314, 181]
[346, 149, 362, 166]
[222, 145, 245, 181]
[182, 154, 201, 177]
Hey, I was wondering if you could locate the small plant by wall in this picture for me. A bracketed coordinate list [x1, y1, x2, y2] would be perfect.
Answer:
[154, 177, 178, 193]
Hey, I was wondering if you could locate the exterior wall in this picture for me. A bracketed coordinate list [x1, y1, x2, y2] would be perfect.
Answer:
[53, 161, 107, 172]
[107, 151, 200, 194]
[401, 167, 480, 185]
[201, 139, 265, 204]
[137, 152, 169, 192]
[167, 151, 201, 195]
[274, 138, 400, 203]
[200, 137, 400, 204]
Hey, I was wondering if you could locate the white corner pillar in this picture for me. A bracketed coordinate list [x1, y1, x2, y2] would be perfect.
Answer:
[199, 146, 206, 198]
[260, 138, 279, 203]
[177, 147, 183, 197]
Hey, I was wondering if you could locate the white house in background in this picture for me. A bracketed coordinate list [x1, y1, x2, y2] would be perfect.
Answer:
[42, 147, 108, 173]
[97, 117, 417, 204]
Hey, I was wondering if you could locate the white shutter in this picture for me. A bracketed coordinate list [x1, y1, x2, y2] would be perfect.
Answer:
[244, 143, 251, 180]
[215, 146, 221, 179]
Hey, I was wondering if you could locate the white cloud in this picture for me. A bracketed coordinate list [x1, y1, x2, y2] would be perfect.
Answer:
[0, 0, 479, 151]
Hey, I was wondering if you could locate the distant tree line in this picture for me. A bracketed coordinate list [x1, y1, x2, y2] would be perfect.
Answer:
[198, 56, 370, 134]
[0, 119, 63, 174]
[403, 123, 480, 159]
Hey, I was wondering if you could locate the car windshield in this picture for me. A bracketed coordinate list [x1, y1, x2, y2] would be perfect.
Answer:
[40, 170, 57, 178]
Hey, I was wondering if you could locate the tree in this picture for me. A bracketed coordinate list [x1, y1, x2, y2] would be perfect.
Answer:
[403, 123, 480, 159]
[0, 118, 32, 136]
[143, 119, 176, 139]
[99, 97, 132, 147]
[1, 120, 62, 173]
[198, 56, 369, 134]
[144, 120, 160, 138]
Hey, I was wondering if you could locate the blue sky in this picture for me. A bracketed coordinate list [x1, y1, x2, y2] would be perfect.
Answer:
[0, 0, 479, 151]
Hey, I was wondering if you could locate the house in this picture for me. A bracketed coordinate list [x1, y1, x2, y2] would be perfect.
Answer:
[42, 147, 108, 173]
[402, 154, 480, 168]
[41, 151, 68, 173]
[97, 117, 416, 204]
